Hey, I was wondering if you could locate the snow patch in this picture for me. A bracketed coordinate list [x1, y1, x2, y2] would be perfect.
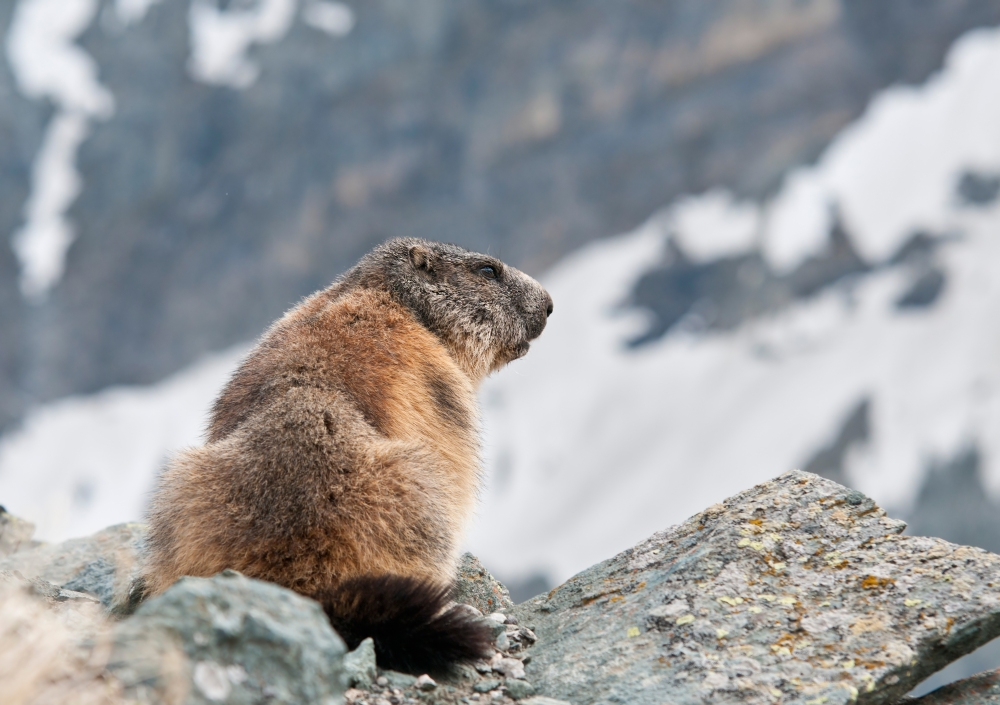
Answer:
[5, 0, 114, 116]
[188, 0, 298, 88]
[302, 0, 354, 37]
[5, 0, 113, 300]
[115, 0, 162, 25]
[467, 26, 1000, 584]
[0, 346, 248, 542]
[761, 26, 1000, 270]
[670, 190, 760, 262]
[10, 113, 89, 299]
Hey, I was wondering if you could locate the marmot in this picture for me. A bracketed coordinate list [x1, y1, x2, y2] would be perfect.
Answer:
[142, 238, 552, 672]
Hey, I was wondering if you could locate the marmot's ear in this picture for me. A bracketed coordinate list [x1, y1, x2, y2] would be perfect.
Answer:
[409, 245, 435, 275]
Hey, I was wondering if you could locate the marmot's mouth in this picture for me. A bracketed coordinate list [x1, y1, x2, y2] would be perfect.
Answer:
[514, 341, 530, 359]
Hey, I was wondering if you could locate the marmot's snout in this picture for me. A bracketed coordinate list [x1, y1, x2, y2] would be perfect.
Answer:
[525, 289, 553, 341]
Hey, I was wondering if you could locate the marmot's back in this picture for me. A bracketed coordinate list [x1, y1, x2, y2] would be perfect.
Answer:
[143, 239, 552, 672]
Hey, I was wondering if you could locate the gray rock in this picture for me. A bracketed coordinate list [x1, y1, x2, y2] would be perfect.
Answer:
[505, 678, 537, 700]
[343, 636, 377, 687]
[905, 667, 1000, 704]
[520, 698, 573, 705]
[515, 470, 1000, 705]
[474, 679, 502, 693]
[455, 553, 515, 615]
[0, 569, 102, 607]
[495, 631, 510, 651]
[384, 670, 417, 689]
[0, 506, 37, 557]
[0, 522, 145, 609]
[109, 569, 346, 705]
[494, 657, 526, 680]
[415, 674, 437, 690]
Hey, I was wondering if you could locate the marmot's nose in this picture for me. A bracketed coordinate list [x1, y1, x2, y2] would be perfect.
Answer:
[544, 293, 554, 317]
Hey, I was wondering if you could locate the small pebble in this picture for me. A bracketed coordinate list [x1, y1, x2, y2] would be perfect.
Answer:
[495, 632, 510, 651]
[488, 612, 507, 624]
[415, 674, 437, 691]
[474, 661, 493, 674]
[504, 615, 518, 625]
[376, 676, 388, 687]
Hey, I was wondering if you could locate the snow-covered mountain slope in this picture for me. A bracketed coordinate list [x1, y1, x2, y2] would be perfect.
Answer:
[0, 346, 247, 540]
[2, 23, 1000, 610]
[469, 25, 1000, 584]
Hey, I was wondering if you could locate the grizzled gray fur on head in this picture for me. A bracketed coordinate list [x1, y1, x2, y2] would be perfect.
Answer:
[342, 238, 553, 378]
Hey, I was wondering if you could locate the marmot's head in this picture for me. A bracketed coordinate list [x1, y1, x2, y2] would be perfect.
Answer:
[355, 238, 552, 380]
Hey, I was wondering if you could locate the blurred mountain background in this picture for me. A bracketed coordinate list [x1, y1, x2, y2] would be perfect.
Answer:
[3, 0, 1000, 692]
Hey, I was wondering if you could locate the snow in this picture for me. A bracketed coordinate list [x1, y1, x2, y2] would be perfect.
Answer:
[670, 190, 760, 262]
[114, 0, 162, 26]
[761, 26, 1000, 270]
[5, 0, 114, 300]
[301, 0, 354, 37]
[187, 0, 298, 88]
[5, 0, 114, 116]
[0, 346, 248, 542]
[467, 26, 1000, 584]
[9, 113, 89, 300]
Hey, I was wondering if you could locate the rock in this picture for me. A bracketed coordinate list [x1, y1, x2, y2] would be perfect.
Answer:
[905, 668, 1000, 704]
[0, 575, 118, 704]
[384, 670, 417, 688]
[109, 570, 346, 705]
[455, 553, 516, 615]
[1, 569, 102, 608]
[474, 678, 502, 693]
[505, 678, 537, 699]
[0, 506, 37, 557]
[520, 698, 573, 705]
[414, 674, 437, 690]
[515, 470, 1000, 705]
[0, 522, 145, 609]
[342, 637, 377, 687]
[494, 657, 526, 680]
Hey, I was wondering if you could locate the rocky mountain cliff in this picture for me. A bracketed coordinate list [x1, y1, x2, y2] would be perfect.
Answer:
[3, 0, 1000, 434]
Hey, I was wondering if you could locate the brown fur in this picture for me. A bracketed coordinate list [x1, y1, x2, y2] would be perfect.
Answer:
[143, 239, 552, 624]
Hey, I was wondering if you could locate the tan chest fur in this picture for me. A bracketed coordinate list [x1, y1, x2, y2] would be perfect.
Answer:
[286, 287, 482, 529]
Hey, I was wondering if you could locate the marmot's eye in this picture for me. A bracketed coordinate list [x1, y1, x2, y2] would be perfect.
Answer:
[478, 265, 498, 280]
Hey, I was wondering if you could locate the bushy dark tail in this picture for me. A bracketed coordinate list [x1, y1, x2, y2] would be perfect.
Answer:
[317, 575, 494, 673]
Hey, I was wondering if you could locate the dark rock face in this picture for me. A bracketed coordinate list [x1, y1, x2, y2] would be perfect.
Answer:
[627, 209, 870, 345]
[3, 0, 1000, 432]
[801, 397, 870, 488]
[956, 170, 1000, 205]
[0, 0, 49, 433]
[109, 570, 347, 705]
[514, 471, 1000, 705]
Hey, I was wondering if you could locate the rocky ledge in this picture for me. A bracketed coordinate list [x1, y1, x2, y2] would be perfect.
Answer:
[3, 471, 1000, 705]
